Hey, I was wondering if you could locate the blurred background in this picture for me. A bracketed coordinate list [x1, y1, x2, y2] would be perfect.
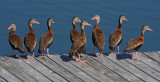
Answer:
[1, 0, 160, 56]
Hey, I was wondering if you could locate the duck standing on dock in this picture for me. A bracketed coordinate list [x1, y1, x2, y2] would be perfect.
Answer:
[70, 17, 87, 54]
[8, 23, 25, 57]
[69, 21, 91, 63]
[109, 15, 128, 54]
[24, 18, 40, 58]
[91, 15, 105, 56]
[38, 18, 54, 57]
[125, 25, 153, 60]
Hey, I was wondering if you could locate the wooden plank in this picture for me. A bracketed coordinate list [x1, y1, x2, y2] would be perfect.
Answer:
[143, 52, 160, 63]
[48, 55, 98, 82]
[61, 55, 115, 82]
[91, 54, 142, 82]
[81, 55, 128, 82]
[35, 56, 83, 82]
[4, 57, 39, 82]
[132, 52, 160, 72]
[109, 53, 160, 82]
[20, 56, 67, 82]
[0, 57, 33, 82]
[0, 76, 7, 82]
[3, 57, 51, 82]
[0, 66, 20, 82]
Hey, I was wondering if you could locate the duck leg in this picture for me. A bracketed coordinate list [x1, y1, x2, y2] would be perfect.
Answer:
[32, 52, 35, 57]
[46, 48, 53, 57]
[132, 51, 142, 60]
[116, 46, 122, 55]
[93, 46, 97, 56]
[10, 50, 15, 57]
[26, 49, 30, 58]
[74, 54, 85, 63]
[16, 51, 20, 57]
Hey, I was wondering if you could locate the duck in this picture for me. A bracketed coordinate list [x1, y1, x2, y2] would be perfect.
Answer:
[91, 15, 105, 56]
[69, 21, 91, 63]
[38, 18, 54, 57]
[8, 23, 25, 57]
[70, 17, 86, 54]
[125, 25, 153, 60]
[109, 15, 128, 54]
[24, 18, 39, 58]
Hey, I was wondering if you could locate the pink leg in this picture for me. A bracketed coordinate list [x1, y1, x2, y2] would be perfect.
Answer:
[93, 46, 96, 56]
[32, 52, 35, 57]
[10, 50, 15, 57]
[46, 48, 53, 57]
[98, 53, 104, 56]
[26, 49, 30, 58]
[132, 51, 142, 60]
[74, 54, 85, 63]
[116, 46, 121, 55]
[42, 53, 44, 56]
[16, 51, 20, 57]
[110, 50, 116, 54]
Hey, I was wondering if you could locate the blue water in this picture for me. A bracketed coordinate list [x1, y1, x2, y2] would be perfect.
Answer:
[1, 0, 160, 56]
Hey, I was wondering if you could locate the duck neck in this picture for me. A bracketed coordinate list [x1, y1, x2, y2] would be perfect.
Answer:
[118, 19, 122, 30]
[29, 23, 34, 32]
[72, 22, 77, 30]
[81, 25, 85, 36]
[48, 22, 53, 32]
[10, 28, 16, 35]
[94, 20, 99, 29]
[141, 29, 145, 37]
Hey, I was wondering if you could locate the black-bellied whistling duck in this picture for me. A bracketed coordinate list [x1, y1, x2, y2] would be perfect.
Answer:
[69, 21, 91, 63]
[24, 18, 39, 58]
[109, 15, 128, 54]
[70, 17, 87, 54]
[8, 23, 25, 57]
[125, 25, 153, 60]
[38, 18, 55, 57]
[91, 15, 105, 56]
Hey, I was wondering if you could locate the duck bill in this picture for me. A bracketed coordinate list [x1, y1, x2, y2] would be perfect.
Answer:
[91, 17, 96, 20]
[78, 19, 81, 22]
[8, 26, 12, 30]
[87, 23, 91, 26]
[52, 21, 55, 23]
[35, 21, 40, 24]
[148, 28, 153, 31]
[124, 18, 128, 21]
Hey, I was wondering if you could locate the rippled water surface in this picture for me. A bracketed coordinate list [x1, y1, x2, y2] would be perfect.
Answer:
[1, 0, 160, 56]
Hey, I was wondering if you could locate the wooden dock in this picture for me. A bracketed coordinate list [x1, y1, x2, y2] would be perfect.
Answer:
[0, 51, 160, 82]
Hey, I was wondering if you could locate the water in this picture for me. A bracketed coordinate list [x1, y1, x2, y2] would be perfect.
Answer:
[1, 0, 160, 56]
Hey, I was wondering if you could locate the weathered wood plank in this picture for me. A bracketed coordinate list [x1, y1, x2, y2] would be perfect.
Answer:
[82, 55, 128, 82]
[108, 53, 160, 82]
[61, 55, 115, 82]
[0, 66, 20, 82]
[0, 76, 7, 82]
[0, 57, 33, 82]
[20, 56, 67, 82]
[49, 55, 98, 82]
[91, 54, 143, 82]
[143, 52, 160, 63]
[4, 57, 39, 82]
[35, 56, 83, 82]
[130, 52, 160, 73]
[3, 57, 51, 82]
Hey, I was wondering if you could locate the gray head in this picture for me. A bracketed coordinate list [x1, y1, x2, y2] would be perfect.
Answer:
[8, 23, 16, 31]
[29, 18, 40, 24]
[81, 21, 91, 29]
[91, 15, 100, 23]
[72, 17, 81, 24]
[48, 18, 55, 26]
[142, 25, 153, 31]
